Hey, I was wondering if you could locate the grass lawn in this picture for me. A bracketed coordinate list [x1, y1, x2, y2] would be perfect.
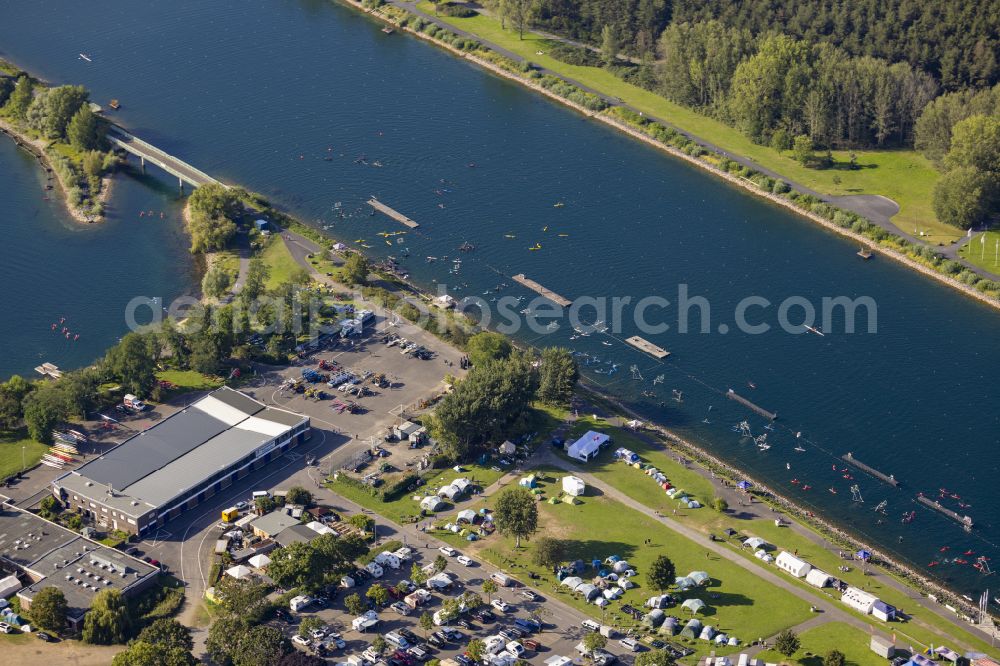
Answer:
[435, 469, 813, 657]
[415, 3, 955, 243]
[211, 249, 241, 280]
[756, 622, 890, 666]
[156, 370, 224, 393]
[551, 418, 996, 653]
[328, 462, 508, 525]
[958, 231, 1000, 274]
[260, 236, 306, 291]
[0, 430, 48, 479]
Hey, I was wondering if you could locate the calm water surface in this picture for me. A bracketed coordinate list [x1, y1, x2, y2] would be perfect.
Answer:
[1, 0, 997, 595]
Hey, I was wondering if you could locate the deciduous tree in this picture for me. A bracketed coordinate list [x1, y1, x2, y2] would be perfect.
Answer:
[774, 629, 800, 656]
[82, 589, 132, 644]
[648, 554, 676, 592]
[29, 587, 67, 632]
[494, 486, 538, 547]
[536, 347, 578, 406]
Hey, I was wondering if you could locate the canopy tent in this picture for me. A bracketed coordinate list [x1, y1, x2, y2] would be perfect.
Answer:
[499, 440, 516, 455]
[736, 480, 753, 490]
[225, 564, 253, 579]
[743, 537, 769, 550]
[688, 570, 710, 586]
[682, 598, 706, 614]
[560, 576, 583, 589]
[247, 554, 271, 569]
[856, 549, 873, 561]
[566, 431, 610, 462]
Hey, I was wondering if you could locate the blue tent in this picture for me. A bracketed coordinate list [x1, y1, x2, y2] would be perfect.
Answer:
[737, 480, 753, 490]
[856, 549, 872, 561]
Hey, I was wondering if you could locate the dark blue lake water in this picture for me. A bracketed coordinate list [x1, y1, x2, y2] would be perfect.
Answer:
[1, 0, 997, 595]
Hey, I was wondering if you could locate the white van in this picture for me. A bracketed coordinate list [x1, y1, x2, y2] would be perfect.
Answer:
[385, 631, 409, 649]
[618, 637, 640, 652]
[581, 619, 601, 632]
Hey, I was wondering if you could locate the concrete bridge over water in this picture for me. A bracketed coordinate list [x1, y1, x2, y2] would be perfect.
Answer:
[106, 124, 222, 190]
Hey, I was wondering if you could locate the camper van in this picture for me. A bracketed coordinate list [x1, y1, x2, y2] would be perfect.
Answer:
[290, 595, 312, 612]
[491, 572, 514, 587]
[123, 394, 145, 411]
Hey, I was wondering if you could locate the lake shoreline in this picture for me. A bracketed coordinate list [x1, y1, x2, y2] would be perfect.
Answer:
[336, 0, 1000, 314]
[0, 119, 105, 225]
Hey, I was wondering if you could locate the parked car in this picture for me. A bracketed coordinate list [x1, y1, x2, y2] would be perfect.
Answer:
[310, 628, 326, 640]
[619, 637, 640, 652]
[0, 622, 12, 634]
[593, 649, 618, 666]
[473, 608, 496, 623]
[442, 629, 463, 642]
[519, 589, 538, 601]
[523, 639, 541, 651]
[36, 632, 54, 642]
[456, 655, 472, 666]
[391, 601, 411, 615]
[491, 599, 511, 613]
[398, 628, 419, 643]
[438, 546, 456, 557]
[456, 555, 473, 566]
[292, 635, 311, 647]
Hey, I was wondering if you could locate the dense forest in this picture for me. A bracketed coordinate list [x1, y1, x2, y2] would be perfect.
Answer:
[671, 0, 1000, 91]
[491, 0, 1000, 226]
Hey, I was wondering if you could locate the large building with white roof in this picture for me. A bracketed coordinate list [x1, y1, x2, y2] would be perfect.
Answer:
[52, 388, 310, 535]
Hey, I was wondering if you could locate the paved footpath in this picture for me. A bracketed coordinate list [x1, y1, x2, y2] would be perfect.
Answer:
[380, 1, 998, 282]
[532, 403, 996, 652]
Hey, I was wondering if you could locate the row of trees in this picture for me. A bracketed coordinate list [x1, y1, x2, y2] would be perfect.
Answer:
[657, 25, 937, 148]
[1, 76, 106, 151]
[432, 332, 578, 461]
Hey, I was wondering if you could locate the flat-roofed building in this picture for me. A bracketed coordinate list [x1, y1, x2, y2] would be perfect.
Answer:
[52, 388, 310, 535]
[0, 498, 159, 630]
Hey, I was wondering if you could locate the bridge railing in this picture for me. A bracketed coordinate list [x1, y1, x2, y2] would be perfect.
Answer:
[107, 125, 220, 187]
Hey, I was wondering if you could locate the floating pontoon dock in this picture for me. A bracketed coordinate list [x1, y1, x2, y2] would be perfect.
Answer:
[842, 452, 899, 487]
[916, 495, 973, 528]
[726, 389, 776, 420]
[511, 274, 571, 307]
[625, 336, 670, 359]
[367, 198, 419, 228]
[34, 362, 63, 380]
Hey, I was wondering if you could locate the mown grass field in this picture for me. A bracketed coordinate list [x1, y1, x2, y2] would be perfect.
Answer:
[433, 469, 813, 658]
[959, 231, 1000, 274]
[0, 430, 47, 479]
[328, 462, 507, 525]
[755, 622, 890, 666]
[415, 3, 955, 243]
[156, 370, 224, 393]
[261, 236, 306, 291]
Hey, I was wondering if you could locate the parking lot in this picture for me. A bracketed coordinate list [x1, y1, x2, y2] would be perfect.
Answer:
[269, 541, 635, 666]
[248, 315, 467, 473]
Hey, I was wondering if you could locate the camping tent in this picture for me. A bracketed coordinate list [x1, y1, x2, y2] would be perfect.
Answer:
[457, 509, 477, 523]
[561, 576, 583, 589]
[562, 476, 586, 497]
[576, 583, 600, 601]
[519, 475, 537, 489]
[699, 625, 716, 640]
[682, 598, 706, 614]
[737, 480, 753, 490]
[421, 496, 445, 511]
[612, 560, 631, 574]
[805, 568, 833, 588]
[499, 440, 516, 455]
[679, 618, 702, 639]
[675, 576, 695, 590]
[643, 609, 665, 627]
[743, 537, 769, 550]
[688, 571, 710, 586]
[247, 554, 271, 569]
[658, 617, 679, 635]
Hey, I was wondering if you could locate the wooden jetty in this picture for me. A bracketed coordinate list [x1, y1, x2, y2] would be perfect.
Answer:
[511, 274, 571, 307]
[916, 495, 973, 529]
[625, 336, 670, 359]
[842, 452, 899, 487]
[857, 245, 874, 260]
[726, 389, 776, 420]
[367, 198, 419, 228]
[34, 362, 63, 380]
